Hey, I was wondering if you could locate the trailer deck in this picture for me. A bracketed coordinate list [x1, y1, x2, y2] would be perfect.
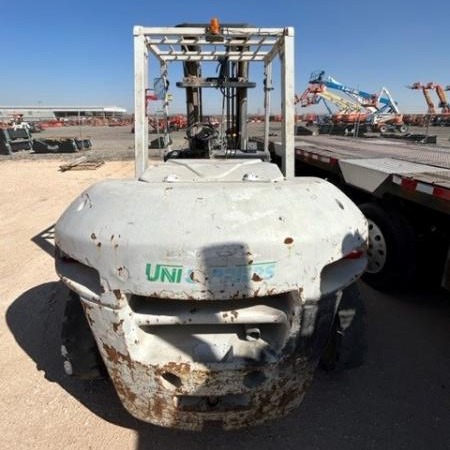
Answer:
[272, 135, 450, 214]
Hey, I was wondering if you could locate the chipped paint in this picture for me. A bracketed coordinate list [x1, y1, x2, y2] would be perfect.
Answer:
[112, 319, 124, 333]
[73, 287, 343, 430]
[105, 345, 316, 430]
[116, 266, 129, 281]
[251, 273, 263, 282]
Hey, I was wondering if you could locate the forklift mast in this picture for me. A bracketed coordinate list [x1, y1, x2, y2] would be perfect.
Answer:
[177, 22, 252, 150]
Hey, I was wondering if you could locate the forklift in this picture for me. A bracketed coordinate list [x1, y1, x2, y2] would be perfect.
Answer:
[55, 19, 368, 430]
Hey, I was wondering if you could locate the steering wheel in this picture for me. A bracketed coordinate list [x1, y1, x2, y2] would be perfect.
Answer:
[186, 122, 218, 141]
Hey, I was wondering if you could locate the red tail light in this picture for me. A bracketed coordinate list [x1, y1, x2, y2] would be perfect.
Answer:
[343, 249, 365, 260]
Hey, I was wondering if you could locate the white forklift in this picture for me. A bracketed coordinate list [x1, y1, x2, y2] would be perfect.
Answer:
[55, 20, 368, 430]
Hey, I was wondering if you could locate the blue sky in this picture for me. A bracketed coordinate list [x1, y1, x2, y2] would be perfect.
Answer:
[2, 0, 450, 113]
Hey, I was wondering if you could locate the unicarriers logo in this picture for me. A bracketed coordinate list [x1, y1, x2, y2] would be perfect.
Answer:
[146, 263, 183, 283]
[145, 262, 276, 284]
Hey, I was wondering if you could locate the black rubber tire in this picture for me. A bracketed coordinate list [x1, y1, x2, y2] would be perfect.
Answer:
[61, 290, 106, 380]
[320, 283, 367, 370]
[359, 202, 417, 291]
[336, 283, 367, 368]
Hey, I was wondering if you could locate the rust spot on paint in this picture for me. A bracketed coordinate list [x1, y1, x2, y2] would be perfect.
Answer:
[112, 319, 124, 333]
[102, 343, 133, 368]
[96, 242, 102, 248]
[113, 289, 121, 299]
[99, 339, 317, 430]
[110, 234, 115, 241]
[284, 237, 294, 245]
[163, 361, 192, 377]
[252, 273, 263, 282]
[116, 267, 128, 280]
[90, 233, 96, 240]
[152, 395, 166, 418]
[110, 373, 137, 403]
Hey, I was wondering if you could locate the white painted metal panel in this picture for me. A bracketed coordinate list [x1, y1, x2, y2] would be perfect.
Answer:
[281, 28, 295, 178]
[339, 157, 450, 192]
[134, 27, 149, 178]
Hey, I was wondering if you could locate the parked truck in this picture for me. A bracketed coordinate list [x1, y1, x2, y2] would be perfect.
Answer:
[54, 20, 369, 430]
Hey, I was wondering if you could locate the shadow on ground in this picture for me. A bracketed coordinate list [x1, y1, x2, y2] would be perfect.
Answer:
[31, 224, 56, 258]
[6, 280, 450, 450]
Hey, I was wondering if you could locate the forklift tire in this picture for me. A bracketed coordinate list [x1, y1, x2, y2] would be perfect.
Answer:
[61, 290, 107, 380]
[359, 202, 417, 291]
[320, 283, 367, 370]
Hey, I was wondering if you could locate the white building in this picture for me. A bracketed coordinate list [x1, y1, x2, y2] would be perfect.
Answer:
[0, 105, 127, 122]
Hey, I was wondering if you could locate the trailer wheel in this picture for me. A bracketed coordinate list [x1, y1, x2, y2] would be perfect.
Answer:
[61, 290, 106, 380]
[320, 283, 367, 370]
[359, 203, 417, 290]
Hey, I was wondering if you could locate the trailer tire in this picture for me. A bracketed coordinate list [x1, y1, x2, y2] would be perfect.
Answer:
[320, 283, 367, 370]
[359, 202, 417, 290]
[61, 290, 106, 380]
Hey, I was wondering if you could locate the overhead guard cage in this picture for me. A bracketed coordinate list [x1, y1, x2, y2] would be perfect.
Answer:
[133, 25, 295, 179]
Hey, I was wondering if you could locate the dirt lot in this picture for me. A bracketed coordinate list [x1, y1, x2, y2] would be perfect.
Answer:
[2, 125, 158, 161]
[0, 159, 135, 449]
[3, 121, 450, 162]
[1, 135, 450, 450]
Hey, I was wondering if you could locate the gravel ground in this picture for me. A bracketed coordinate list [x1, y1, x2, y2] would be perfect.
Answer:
[2, 122, 449, 163]
[0, 125, 188, 162]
